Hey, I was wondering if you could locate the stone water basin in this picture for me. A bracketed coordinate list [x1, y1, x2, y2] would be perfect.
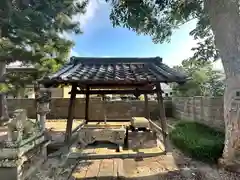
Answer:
[78, 123, 126, 147]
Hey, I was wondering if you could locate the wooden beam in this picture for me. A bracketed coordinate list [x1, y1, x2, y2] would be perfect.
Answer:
[82, 119, 130, 122]
[148, 119, 164, 134]
[77, 83, 155, 89]
[65, 84, 77, 142]
[156, 83, 171, 153]
[85, 86, 90, 124]
[72, 121, 85, 134]
[144, 94, 150, 119]
[70, 89, 160, 95]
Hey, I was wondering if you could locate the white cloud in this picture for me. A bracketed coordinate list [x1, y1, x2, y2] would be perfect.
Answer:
[163, 42, 223, 71]
[162, 38, 197, 67]
[160, 20, 224, 71]
[72, 0, 103, 30]
[58, 0, 101, 40]
[60, 0, 105, 40]
[70, 49, 80, 57]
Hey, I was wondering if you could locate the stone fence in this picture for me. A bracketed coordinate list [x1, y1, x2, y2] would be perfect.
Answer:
[7, 97, 225, 131]
[7, 98, 172, 120]
[172, 96, 224, 131]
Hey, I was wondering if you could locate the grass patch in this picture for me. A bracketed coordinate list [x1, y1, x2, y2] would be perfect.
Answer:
[169, 121, 224, 163]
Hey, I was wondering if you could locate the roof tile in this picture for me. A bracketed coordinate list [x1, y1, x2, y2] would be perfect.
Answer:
[40, 57, 187, 86]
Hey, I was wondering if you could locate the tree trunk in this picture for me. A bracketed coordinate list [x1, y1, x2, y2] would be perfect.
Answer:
[204, 0, 240, 166]
[0, 61, 9, 121]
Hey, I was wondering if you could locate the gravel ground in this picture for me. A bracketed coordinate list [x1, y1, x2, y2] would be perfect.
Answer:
[170, 147, 240, 180]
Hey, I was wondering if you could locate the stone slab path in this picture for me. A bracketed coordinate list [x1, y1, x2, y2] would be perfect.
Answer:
[70, 155, 178, 179]
[29, 147, 240, 180]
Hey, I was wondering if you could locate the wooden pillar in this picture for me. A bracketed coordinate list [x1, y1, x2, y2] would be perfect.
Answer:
[144, 94, 150, 119]
[101, 94, 107, 124]
[85, 86, 90, 124]
[65, 84, 77, 142]
[156, 83, 171, 153]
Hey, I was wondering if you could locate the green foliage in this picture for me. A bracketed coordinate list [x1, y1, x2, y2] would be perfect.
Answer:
[0, 0, 88, 93]
[171, 58, 225, 97]
[139, 95, 144, 101]
[170, 121, 224, 163]
[108, 0, 218, 61]
[0, 84, 9, 93]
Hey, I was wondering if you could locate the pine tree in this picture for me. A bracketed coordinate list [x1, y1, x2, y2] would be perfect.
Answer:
[0, 0, 88, 119]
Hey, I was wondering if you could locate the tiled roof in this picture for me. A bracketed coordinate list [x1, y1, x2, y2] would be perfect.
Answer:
[40, 56, 187, 87]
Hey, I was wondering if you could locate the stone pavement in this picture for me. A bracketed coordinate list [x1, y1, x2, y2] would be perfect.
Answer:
[29, 147, 240, 180]
[70, 155, 178, 179]
[30, 153, 181, 180]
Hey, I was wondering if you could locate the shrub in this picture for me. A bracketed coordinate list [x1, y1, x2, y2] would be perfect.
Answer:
[169, 121, 224, 163]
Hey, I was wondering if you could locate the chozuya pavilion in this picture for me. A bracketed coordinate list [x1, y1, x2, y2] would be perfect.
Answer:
[39, 56, 187, 156]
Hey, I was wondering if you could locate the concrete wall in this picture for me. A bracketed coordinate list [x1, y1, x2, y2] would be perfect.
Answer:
[62, 86, 85, 98]
[7, 98, 171, 120]
[172, 96, 224, 131]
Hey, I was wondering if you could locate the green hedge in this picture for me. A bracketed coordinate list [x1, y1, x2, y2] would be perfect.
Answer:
[169, 121, 224, 163]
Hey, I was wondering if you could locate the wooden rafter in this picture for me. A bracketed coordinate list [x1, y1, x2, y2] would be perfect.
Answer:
[69, 89, 161, 95]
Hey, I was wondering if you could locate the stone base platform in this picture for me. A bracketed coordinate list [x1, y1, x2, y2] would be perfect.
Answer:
[29, 151, 179, 180]
[70, 145, 164, 159]
[70, 130, 165, 159]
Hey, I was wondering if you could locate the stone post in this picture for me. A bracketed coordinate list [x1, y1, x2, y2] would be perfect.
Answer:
[36, 89, 51, 132]
[191, 97, 196, 121]
[199, 97, 204, 121]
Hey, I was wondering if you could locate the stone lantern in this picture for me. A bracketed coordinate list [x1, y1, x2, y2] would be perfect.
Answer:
[36, 89, 51, 131]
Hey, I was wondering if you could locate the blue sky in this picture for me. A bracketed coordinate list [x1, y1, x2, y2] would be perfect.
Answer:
[10, 0, 222, 69]
[69, 1, 222, 69]
[70, 1, 196, 67]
